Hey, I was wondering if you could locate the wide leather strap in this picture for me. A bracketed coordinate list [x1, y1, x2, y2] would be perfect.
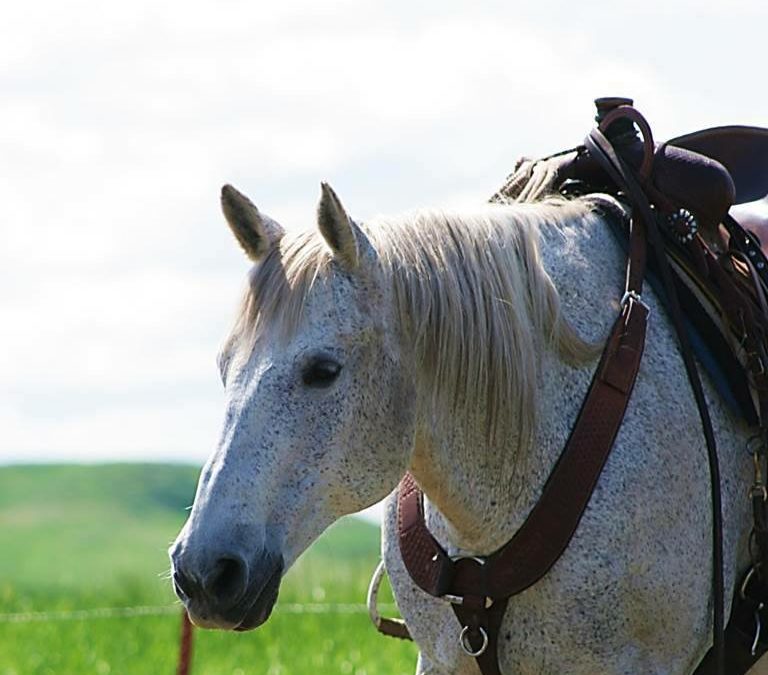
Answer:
[397, 294, 648, 593]
[396, 223, 649, 674]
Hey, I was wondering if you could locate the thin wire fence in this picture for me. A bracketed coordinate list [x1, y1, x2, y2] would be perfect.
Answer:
[0, 602, 397, 624]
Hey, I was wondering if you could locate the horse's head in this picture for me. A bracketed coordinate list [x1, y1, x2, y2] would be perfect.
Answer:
[169, 183, 417, 630]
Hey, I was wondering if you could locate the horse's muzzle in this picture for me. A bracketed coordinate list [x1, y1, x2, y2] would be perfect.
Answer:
[170, 545, 283, 631]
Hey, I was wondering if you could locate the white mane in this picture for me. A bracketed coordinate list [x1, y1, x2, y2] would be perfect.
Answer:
[228, 198, 600, 446]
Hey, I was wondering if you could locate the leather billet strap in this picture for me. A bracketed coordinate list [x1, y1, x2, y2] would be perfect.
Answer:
[588, 112, 727, 673]
[374, 616, 412, 641]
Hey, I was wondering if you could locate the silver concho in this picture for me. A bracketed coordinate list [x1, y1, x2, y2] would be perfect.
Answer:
[667, 208, 699, 244]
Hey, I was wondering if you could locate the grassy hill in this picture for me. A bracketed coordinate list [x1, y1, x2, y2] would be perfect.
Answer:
[0, 463, 200, 607]
[0, 464, 416, 675]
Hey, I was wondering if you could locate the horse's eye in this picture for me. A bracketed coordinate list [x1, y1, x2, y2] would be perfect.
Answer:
[302, 359, 342, 388]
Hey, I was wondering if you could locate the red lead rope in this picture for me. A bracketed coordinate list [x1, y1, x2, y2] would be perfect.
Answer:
[177, 609, 195, 675]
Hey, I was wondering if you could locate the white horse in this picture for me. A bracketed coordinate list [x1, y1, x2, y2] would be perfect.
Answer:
[169, 181, 753, 674]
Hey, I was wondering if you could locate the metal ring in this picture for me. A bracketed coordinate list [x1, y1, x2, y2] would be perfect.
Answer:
[459, 625, 489, 657]
[366, 560, 386, 628]
[741, 564, 762, 601]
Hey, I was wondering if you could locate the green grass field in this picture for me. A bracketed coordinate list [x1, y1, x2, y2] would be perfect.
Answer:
[0, 464, 417, 675]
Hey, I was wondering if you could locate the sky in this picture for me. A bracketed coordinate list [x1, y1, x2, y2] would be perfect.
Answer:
[2, 0, 767, 471]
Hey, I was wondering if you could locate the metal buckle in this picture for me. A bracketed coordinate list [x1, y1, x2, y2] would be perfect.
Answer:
[620, 290, 650, 313]
[748, 436, 768, 501]
[441, 555, 492, 608]
[459, 625, 489, 657]
[442, 593, 465, 605]
[449, 555, 486, 565]
[442, 594, 493, 609]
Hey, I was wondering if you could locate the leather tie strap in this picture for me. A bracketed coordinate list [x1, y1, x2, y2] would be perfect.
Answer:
[588, 118, 726, 672]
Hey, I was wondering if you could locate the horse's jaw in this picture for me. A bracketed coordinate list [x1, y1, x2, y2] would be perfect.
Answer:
[231, 564, 282, 631]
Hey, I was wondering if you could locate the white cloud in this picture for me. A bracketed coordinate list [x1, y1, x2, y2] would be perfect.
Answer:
[1, 0, 766, 467]
[0, 398, 221, 462]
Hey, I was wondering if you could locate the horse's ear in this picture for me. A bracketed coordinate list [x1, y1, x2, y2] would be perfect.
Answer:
[221, 184, 284, 261]
[317, 182, 373, 270]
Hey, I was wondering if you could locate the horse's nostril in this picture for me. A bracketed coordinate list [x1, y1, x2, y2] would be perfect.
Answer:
[203, 555, 248, 605]
[173, 564, 206, 603]
[173, 570, 193, 599]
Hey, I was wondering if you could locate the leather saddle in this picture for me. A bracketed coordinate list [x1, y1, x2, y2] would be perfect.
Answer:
[494, 98, 768, 675]
[499, 97, 768, 243]
[495, 98, 768, 426]
[374, 99, 768, 675]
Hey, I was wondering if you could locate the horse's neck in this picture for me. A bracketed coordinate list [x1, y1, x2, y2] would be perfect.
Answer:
[409, 209, 625, 554]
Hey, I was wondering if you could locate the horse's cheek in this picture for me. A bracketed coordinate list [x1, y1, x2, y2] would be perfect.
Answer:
[353, 356, 416, 478]
[389, 369, 417, 443]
